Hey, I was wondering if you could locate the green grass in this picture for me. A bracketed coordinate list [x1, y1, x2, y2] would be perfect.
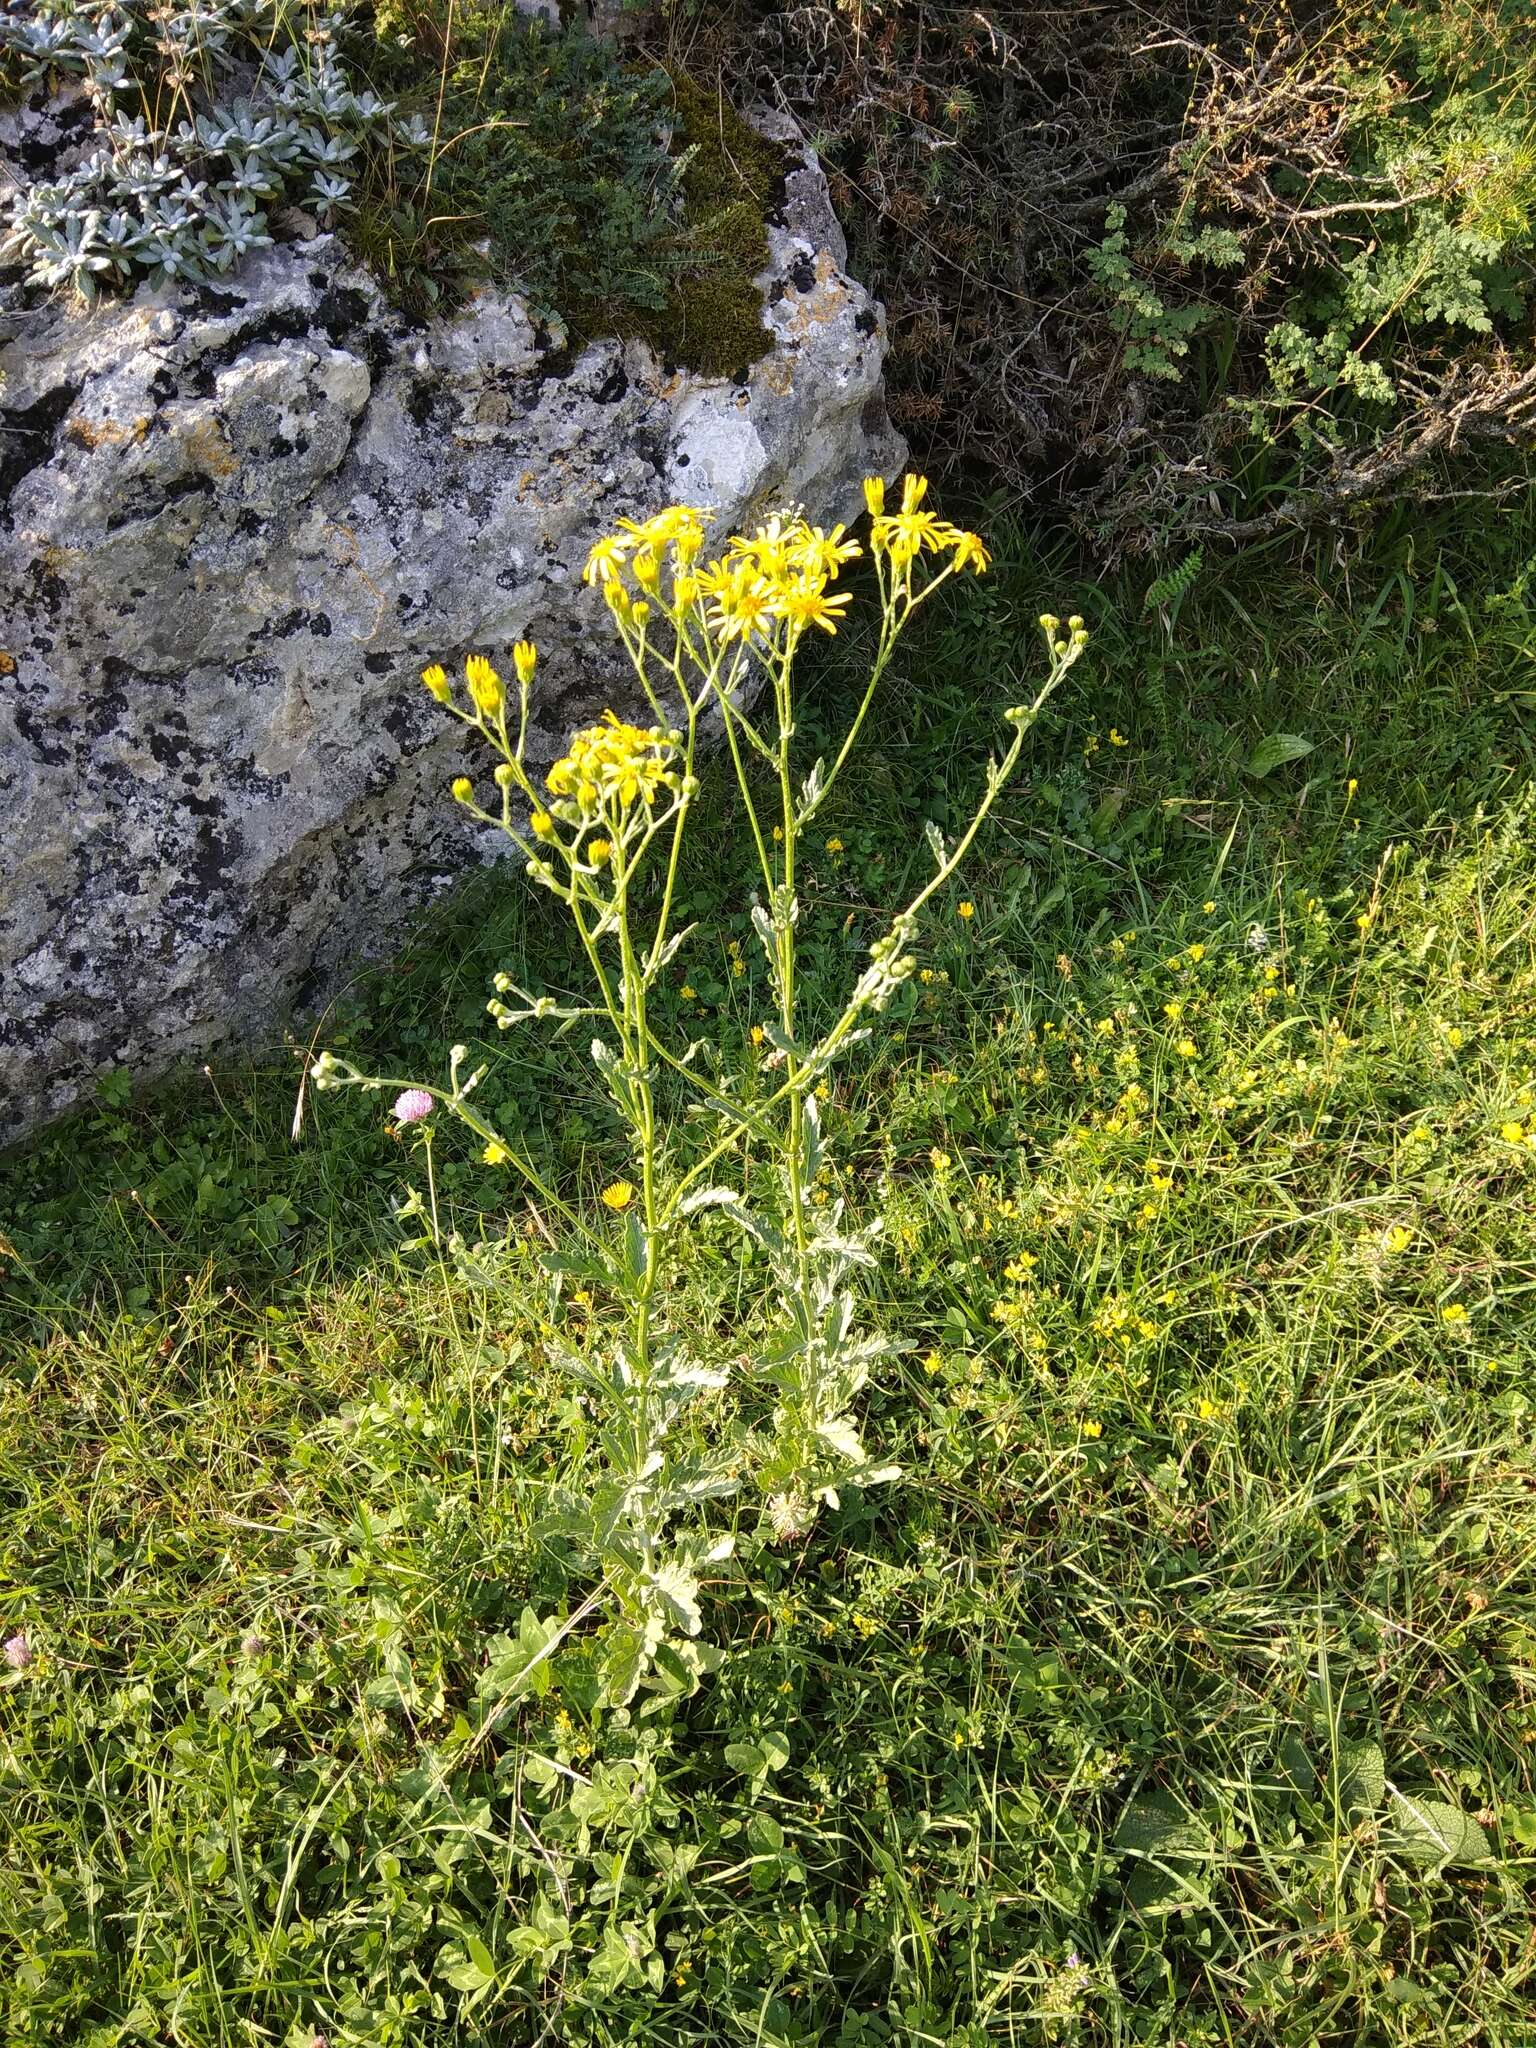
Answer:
[4, 500, 1536, 2046]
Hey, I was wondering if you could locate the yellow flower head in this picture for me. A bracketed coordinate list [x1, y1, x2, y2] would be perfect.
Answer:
[451, 777, 474, 804]
[546, 712, 679, 816]
[1384, 1224, 1412, 1254]
[531, 809, 554, 838]
[465, 654, 503, 717]
[421, 662, 451, 703]
[1441, 1302, 1469, 1324]
[1175, 1037, 1198, 1058]
[587, 838, 612, 866]
[950, 529, 991, 574]
[863, 475, 886, 518]
[957, 900, 975, 920]
[1082, 1419, 1103, 1440]
[513, 641, 537, 686]
[788, 522, 863, 582]
[583, 534, 633, 586]
[1500, 1121, 1525, 1144]
[601, 1179, 635, 1211]
[777, 578, 853, 636]
[482, 1140, 512, 1166]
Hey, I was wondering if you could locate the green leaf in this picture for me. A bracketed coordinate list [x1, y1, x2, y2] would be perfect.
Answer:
[1247, 733, 1315, 778]
[1113, 1789, 1215, 1911]
[1387, 1786, 1492, 1866]
[1340, 1739, 1385, 1816]
[643, 1560, 702, 1636]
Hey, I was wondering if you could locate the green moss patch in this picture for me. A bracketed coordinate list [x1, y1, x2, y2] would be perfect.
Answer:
[572, 68, 786, 377]
[351, 9, 783, 376]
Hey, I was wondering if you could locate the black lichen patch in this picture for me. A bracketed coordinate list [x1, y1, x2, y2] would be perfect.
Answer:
[0, 382, 82, 514]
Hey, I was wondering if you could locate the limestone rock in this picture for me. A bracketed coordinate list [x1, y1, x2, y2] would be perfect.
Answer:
[0, 101, 904, 1137]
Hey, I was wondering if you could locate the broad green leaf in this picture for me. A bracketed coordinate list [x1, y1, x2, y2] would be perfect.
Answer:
[644, 1560, 702, 1636]
[1387, 1786, 1492, 1866]
[1246, 732, 1314, 778]
[1340, 1739, 1385, 1816]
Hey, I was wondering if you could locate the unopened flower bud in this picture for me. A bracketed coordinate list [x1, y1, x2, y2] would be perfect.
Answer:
[451, 776, 474, 803]
[1067, 615, 1085, 632]
[863, 475, 885, 517]
[465, 655, 503, 716]
[631, 600, 651, 628]
[420, 663, 451, 703]
[494, 762, 515, 789]
[1038, 613, 1059, 633]
[513, 640, 537, 685]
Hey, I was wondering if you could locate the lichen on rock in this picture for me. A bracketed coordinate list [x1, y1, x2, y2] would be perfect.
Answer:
[0, 90, 904, 1138]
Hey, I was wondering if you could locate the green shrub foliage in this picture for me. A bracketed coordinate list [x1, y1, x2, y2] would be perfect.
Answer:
[0, 1, 778, 366]
[726, 0, 1536, 549]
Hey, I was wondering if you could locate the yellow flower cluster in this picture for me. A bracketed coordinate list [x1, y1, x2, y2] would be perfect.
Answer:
[421, 644, 538, 718]
[546, 710, 680, 817]
[864, 473, 990, 574]
[579, 475, 990, 648]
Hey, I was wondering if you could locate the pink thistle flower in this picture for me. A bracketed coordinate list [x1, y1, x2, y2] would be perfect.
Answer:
[392, 1089, 434, 1124]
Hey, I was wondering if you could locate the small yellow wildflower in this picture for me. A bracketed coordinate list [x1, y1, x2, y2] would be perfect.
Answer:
[1346, 778, 1359, 797]
[957, 901, 975, 921]
[1163, 998, 1184, 1020]
[1384, 1224, 1412, 1254]
[1202, 900, 1216, 914]
[465, 654, 503, 716]
[512, 640, 537, 685]
[482, 1140, 512, 1166]
[1440, 1302, 1468, 1324]
[1186, 943, 1205, 963]
[586, 838, 612, 865]
[863, 475, 886, 518]
[600, 1180, 635, 1212]
[1500, 1121, 1525, 1144]
[825, 836, 845, 854]
[1109, 728, 1129, 747]
[1197, 1398, 1221, 1421]
[1082, 1419, 1103, 1440]
[815, 1083, 830, 1101]
[420, 662, 451, 703]
[750, 1024, 765, 1046]
[1175, 1038, 1197, 1058]
[451, 777, 474, 804]
[680, 984, 697, 1000]
[929, 1148, 952, 1173]
[531, 810, 554, 837]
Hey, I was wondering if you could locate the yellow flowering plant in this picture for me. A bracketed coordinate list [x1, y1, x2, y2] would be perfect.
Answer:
[311, 476, 1088, 1707]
